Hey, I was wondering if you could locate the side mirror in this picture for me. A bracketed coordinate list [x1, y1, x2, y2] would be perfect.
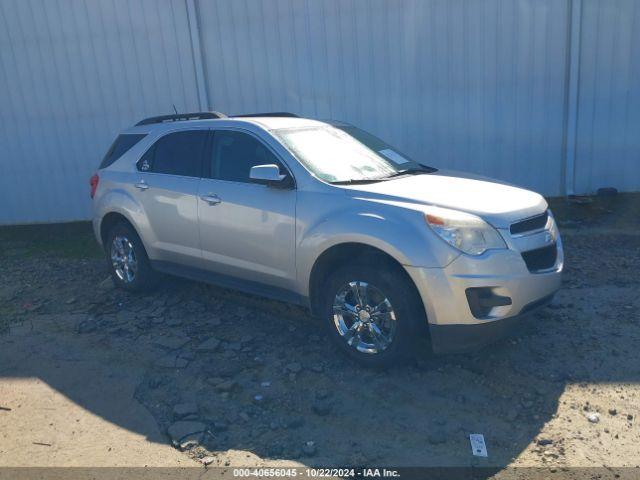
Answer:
[249, 164, 292, 188]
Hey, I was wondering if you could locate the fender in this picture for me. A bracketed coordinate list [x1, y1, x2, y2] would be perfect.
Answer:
[296, 201, 459, 298]
[93, 186, 157, 257]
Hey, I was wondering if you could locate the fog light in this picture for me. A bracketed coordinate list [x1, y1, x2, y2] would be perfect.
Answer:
[465, 287, 512, 319]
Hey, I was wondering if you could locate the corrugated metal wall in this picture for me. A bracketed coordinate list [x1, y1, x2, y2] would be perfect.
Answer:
[0, 0, 201, 224]
[573, 0, 640, 194]
[0, 0, 638, 225]
[198, 0, 571, 196]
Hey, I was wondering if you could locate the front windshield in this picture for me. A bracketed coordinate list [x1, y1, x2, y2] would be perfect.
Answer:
[273, 125, 432, 183]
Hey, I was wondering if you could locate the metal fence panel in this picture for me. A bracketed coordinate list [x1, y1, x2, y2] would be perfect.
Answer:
[0, 0, 200, 224]
[573, 0, 640, 194]
[197, 0, 571, 196]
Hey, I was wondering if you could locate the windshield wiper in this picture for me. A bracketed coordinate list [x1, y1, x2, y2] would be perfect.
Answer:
[330, 178, 387, 185]
[330, 165, 437, 185]
[383, 165, 437, 179]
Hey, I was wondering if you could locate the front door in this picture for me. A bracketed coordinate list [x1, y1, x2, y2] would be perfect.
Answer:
[197, 129, 296, 290]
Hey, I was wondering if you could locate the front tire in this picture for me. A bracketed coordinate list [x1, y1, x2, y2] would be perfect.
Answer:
[105, 221, 158, 292]
[321, 261, 426, 367]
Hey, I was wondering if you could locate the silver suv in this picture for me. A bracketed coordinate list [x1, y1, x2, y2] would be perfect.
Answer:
[91, 112, 563, 366]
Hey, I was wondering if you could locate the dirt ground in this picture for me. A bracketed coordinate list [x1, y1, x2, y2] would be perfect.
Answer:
[1, 194, 639, 475]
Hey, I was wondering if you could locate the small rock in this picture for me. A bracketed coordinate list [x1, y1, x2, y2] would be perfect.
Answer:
[267, 443, 284, 456]
[179, 350, 195, 361]
[173, 402, 198, 419]
[146, 376, 165, 390]
[253, 394, 264, 403]
[427, 430, 447, 445]
[586, 413, 600, 423]
[310, 364, 324, 373]
[215, 380, 238, 393]
[154, 335, 190, 350]
[302, 441, 317, 456]
[76, 317, 98, 334]
[260, 381, 271, 388]
[506, 408, 519, 421]
[312, 400, 332, 416]
[212, 421, 228, 432]
[200, 456, 215, 466]
[287, 417, 305, 429]
[537, 438, 553, 446]
[166, 317, 183, 327]
[206, 377, 225, 386]
[208, 317, 222, 327]
[167, 421, 206, 444]
[286, 362, 302, 374]
[608, 408, 617, 416]
[155, 354, 189, 369]
[98, 277, 114, 292]
[152, 306, 168, 318]
[315, 389, 332, 400]
[116, 310, 137, 323]
[196, 337, 221, 352]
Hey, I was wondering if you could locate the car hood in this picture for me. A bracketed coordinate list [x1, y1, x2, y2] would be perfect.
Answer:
[343, 170, 547, 228]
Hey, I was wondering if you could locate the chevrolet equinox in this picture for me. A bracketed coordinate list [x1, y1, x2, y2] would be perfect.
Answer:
[91, 112, 563, 366]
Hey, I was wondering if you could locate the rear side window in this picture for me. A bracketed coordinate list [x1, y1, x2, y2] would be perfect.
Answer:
[138, 130, 208, 177]
[100, 134, 146, 169]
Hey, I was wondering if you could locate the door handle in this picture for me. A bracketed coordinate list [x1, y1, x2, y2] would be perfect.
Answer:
[135, 180, 149, 191]
[200, 193, 221, 205]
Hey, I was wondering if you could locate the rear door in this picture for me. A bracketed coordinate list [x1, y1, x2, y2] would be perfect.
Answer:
[197, 128, 297, 290]
[132, 129, 209, 267]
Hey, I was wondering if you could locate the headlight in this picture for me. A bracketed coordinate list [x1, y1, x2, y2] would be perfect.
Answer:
[424, 207, 506, 256]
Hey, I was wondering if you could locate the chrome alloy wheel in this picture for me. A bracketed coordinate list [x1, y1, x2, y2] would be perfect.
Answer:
[110, 235, 138, 283]
[332, 281, 397, 354]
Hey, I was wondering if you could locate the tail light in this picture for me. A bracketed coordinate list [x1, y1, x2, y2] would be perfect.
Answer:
[90, 174, 99, 199]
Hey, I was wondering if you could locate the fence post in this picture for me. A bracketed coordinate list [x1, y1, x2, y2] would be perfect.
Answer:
[186, 0, 209, 111]
[564, 0, 583, 195]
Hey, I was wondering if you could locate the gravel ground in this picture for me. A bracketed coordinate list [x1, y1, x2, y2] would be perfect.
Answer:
[0, 194, 639, 471]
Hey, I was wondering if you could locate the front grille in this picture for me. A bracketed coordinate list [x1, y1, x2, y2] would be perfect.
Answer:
[510, 210, 549, 235]
[521, 244, 557, 272]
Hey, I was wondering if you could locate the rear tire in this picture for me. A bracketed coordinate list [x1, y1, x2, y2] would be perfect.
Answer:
[321, 261, 426, 367]
[104, 221, 158, 292]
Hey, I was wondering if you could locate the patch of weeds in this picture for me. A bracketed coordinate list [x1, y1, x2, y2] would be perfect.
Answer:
[0, 222, 102, 259]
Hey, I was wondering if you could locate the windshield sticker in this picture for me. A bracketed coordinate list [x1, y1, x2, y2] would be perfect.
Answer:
[379, 149, 410, 165]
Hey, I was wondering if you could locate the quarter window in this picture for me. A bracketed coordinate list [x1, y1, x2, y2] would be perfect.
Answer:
[139, 130, 208, 177]
[211, 130, 282, 183]
[100, 134, 146, 169]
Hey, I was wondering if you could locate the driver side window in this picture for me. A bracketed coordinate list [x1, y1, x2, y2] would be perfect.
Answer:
[210, 130, 283, 183]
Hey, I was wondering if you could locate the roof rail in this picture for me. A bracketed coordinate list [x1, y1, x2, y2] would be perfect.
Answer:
[135, 111, 226, 126]
[233, 112, 300, 118]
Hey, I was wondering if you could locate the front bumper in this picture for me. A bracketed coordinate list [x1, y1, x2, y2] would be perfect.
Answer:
[405, 236, 563, 354]
[427, 295, 553, 353]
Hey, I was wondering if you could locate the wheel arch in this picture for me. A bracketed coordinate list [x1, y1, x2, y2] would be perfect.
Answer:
[307, 242, 426, 323]
[100, 211, 141, 247]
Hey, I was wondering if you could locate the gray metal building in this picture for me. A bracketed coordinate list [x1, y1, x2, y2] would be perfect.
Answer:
[1, 0, 638, 225]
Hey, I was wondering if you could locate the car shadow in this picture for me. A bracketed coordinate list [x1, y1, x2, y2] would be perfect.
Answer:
[1, 231, 639, 474]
